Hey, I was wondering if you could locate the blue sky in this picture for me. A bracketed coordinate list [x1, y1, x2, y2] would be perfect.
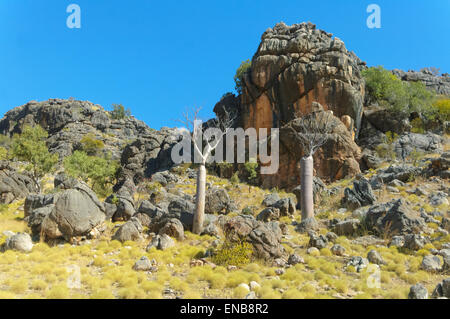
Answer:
[0, 0, 449, 129]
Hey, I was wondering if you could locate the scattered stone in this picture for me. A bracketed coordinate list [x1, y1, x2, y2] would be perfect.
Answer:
[365, 199, 426, 236]
[404, 234, 429, 251]
[223, 215, 285, 260]
[275, 268, 285, 275]
[331, 244, 346, 256]
[421, 255, 442, 272]
[158, 218, 184, 241]
[133, 256, 155, 271]
[389, 236, 405, 248]
[308, 232, 328, 249]
[262, 193, 280, 207]
[408, 284, 429, 299]
[238, 283, 250, 291]
[325, 232, 338, 242]
[112, 217, 143, 243]
[429, 192, 449, 206]
[256, 207, 280, 222]
[4, 233, 33, 252]
[432, 278, 450, 299]
[146, 234, 175, 251]
[296, 217, 319, 233]
[346, 256, 369, 273]
[342, 177, 377, 210]
[287, 253, 304, 265]
[334, 219, 360, 236]
[205, 187, 233, 215]
[249, 281, 261, 291]
[387, 186, 399, 193]
[245, 291, 257, 299]
[367, 249, 386, 265]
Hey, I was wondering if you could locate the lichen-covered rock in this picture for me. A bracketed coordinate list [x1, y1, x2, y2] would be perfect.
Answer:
[4, 233, 33, 252]
[334, 219, 361, 236]
[223, 215, 285, 260]
[205, 187, 233, 215]
[256, 207, 280, 222]
[158, 218, 184, 241]
[112, 217, 143, 243]
[342, 177, 377, 210]
[365, 199, 426, 236]
[408, 284, 429, 299]
[40, 182, 105, 242]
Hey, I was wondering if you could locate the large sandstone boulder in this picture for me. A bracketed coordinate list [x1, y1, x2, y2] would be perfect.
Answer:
[240, 22, 365, 133]
[235, 22, 365, 189]
[40, 182, 106, 242]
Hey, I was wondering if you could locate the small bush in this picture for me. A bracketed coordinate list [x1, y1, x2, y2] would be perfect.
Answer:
[234, 60, 251, 95]
[110, 104, 131, 120]
[80, 133, 104, 156]
[212, 239, 253, 266]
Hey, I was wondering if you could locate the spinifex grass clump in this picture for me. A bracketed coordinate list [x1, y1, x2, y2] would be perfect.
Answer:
[212, 239, 253, 266]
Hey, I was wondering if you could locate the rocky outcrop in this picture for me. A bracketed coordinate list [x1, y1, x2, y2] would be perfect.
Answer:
[393, 133, 443, 160]
[365, 199, 426, 236]
[231, 22, 365, 189]
[240, 22, 365, 134]
[0, 161, 37, 204]
[392, 69, 450, 96]
[117, 128, 182, 188]
[342, 177, 377, 210]
[269, 109, 361, 189]
[0, 99, 154, 160]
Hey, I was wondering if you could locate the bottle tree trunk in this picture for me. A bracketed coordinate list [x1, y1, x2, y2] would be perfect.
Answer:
[193, 163, 206, 234]
[300, 155, 314, 220]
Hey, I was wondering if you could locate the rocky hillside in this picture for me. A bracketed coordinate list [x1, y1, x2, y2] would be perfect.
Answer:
[0, 21, 448, 300]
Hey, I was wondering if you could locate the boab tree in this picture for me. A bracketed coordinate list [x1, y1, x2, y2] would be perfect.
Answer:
[178, 107, 235, 234]
[285, 104, 337, 221]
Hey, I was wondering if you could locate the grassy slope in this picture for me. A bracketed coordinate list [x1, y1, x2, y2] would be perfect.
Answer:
[0, 153, 449, 299]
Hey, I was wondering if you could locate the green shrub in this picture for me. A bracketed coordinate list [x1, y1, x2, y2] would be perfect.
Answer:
[362, 66, 407, 110]
[0, 146, 8, 160]
[375, 131, 398, 160]
[110, 104, 131, 120]
[63, 150, 118, 197]
[80, 133, 104, 156]
[212, 239, 253, 266]
[363, 66, 436, 116]
[234, 60, 251, 95]
[244, 161, 258, 185]
[432, 98, 450, 121]
[230, 172, 240, 185]
[11, 125, 58, 192]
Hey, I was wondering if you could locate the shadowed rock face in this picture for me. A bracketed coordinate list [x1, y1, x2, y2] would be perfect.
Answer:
[240, 22, 366, 134]
[264, 110, 362, 190]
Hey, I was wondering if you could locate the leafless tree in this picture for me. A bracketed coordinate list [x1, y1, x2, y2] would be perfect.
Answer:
[285, 108, 337, 220]
[178, 107, 235, 234]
